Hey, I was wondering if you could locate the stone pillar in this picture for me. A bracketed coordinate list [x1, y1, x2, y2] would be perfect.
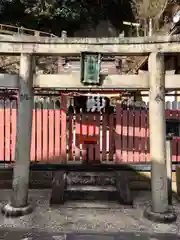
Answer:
[57, 30, 67, 73]
[166, 135, 173, 205]
[144, 52, 176, 223]
[148, 18, 153, 36]
[2, 54, 34, 217]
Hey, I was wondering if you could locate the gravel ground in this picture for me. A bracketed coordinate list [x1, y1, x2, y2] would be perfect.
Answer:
[0, 190, 179, 239]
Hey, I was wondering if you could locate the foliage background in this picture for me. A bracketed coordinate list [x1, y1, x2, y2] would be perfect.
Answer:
[0, 0, 136, 36]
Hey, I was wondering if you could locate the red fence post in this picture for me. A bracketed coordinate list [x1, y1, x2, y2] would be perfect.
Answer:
[122, 109, 128, 162]
[11, 100, 17, 162]
[60, 94, 67, 163]
[95, 113, 100, 162]
[115, 102, 122, 163]
[102, 113, 108, 162]
[109, 113, 115, 162]
[81, 113, 87, 162]
[139, 110, 147, 162]
[75, 113, 81, 161]
[54, 100, 61, 161]
[127, 108, 134, 163]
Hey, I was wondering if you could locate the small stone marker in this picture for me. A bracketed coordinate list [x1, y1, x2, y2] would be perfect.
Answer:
[50, 170, 66, 205]
[115, 171, 133, 205]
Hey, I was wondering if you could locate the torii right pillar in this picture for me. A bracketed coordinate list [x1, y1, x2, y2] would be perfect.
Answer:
[144, 52, 176, 223]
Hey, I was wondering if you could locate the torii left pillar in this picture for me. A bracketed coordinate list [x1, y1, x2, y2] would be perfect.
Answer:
[2, 54, 34, 217]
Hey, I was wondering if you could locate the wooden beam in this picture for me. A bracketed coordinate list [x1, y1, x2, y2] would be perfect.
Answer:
[34, 74, 149, 89]
[0, 35, 180, 55]
[0, 72, 180, 90]
[0, 42, 180, 55]
[0, 73, 148, 89]
[1, 34, 180, 43]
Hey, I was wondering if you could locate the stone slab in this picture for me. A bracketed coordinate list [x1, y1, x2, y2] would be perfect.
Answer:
[0, 231, 180, 240]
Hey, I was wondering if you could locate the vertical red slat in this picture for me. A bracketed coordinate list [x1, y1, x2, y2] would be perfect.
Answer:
[9, 101, 12, 162]
[134, 110, 141, 162]
[81, 114, 87, 162]
[145, 111, 150, 162]
[68, 113, 74, 161]
[47, 108, 50, 160]
[75, 114, 81, 161]
[11, 106, 17, 162]
[40, 103, 44, 162]
[79, 112, 82, 161]
[176, 110, 180, 163]
[9, 101, 13, 162]
[122, 110, 128, 162]
[35, 109, 42, 161]
[139, 110, 146, 163]
[0, 106, 4, 161]
[3, 100, 6, 161]
[30, 110, 36, 162]
[54, 108, 61, 161]
[42, 108, 48, 161]
[5, 102, 11, 161]
[48, 109, 54, 161]
[127, 109, 134, 163]
[166, 109, 176, 162]
[95, 114, 100, 162]
[87, 114, 94, 163]
[60, 95, 67, 162]
[102, 113, 107, 162]
[108, 113, 114, 162]
[115, 103, 122, 163]
[34, 107, 37, 162]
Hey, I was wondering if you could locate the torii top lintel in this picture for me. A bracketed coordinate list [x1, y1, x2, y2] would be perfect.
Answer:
[0, 34, 180, 55]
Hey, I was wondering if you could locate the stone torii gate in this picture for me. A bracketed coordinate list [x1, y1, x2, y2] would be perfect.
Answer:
[0, 34, 180, 222]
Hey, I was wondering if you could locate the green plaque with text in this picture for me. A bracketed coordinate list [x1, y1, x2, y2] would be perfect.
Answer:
[81, 52, 101, 85]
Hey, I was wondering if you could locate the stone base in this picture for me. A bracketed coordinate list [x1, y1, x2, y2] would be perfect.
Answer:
[1, 203, 33, 218]
[144, 206, 177, 223]
[50, 170, 65, 205]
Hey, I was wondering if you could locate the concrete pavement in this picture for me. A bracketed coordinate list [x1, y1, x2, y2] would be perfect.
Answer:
[0, 229, 180, 239]
[0, 190, 179, 239]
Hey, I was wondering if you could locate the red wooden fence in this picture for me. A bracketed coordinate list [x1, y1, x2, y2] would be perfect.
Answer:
[0, 97, 180, 163]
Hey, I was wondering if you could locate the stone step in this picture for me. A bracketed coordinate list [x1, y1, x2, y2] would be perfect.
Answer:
[67, 185, 117, 192]
[67, 171, 116, 177]
[66, 171, 115, 186]
[50, 170, 133, 206]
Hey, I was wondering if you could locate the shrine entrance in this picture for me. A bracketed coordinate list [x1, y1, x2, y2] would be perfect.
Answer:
[68, 94, 115, 164]
[55, 93, 134, 206]
[1, 35, 177, 222]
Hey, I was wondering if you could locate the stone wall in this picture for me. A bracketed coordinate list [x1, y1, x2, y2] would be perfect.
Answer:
[0, 168, 167, 191]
